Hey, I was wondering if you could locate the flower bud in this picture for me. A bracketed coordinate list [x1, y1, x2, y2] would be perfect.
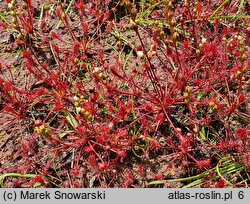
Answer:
[130, 19, 138, 30]
[176, 128, 182, 133]
[168, 12, 173, 20]
[130, 5, 137, 21]
[11, 10, 16, 17]
[170, 19, 176, 26]
[167, 1, 172, 9]
[12, 24, 19, 30]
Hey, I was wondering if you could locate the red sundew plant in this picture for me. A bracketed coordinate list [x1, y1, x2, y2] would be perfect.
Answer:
[0, 0, 249, 187]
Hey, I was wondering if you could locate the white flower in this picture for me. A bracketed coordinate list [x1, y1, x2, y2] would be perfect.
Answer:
[137, 51, 144, 58]
[8, 3, 13, 10]
[201, 38, 207, 44]
[73, 96, 79, 101]
[93, 67, 101, 73]
[76, 107, 81, 113]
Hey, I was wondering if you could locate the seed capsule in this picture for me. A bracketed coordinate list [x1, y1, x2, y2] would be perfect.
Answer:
[213, 105, 218, 110]
[239, 47, 245, 53]
[170, 19, 176, 26]
[22, 3, 27, 10]
[235, 70, 242, 78]
[74, 101, 80, 107]
[185, 86, 192, 93]
[80, 95, 85, 100]
[242, 67, 248, 73]
[16, 33, 23, 40]
[61, 13, 66, 20]
[241, 54, 247, 61]
[196, 49, 201, 56]
[79, 108, 86, 115]
[98, 72, 104, 79]
[183, 92, 189, 99]
[172, 32, 179, 40]
[84, 111, 91, 118]
[35, 125, 51, 138]
[239, 40, 244, 46]
[167, 1, 172, 9]
[199, 43, 204, 49]
[159, 30, 165, 38]
[87, 114, 94, 122]
[209, 101, 215, 107]
[237, 35, 243, 41]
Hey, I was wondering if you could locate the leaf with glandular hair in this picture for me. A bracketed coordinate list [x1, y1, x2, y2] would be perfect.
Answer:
[110, 65, 125, 80]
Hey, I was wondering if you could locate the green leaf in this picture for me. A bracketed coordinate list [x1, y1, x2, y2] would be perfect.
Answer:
[197, 92, 206, 100]
[33, 182, 42, 188]
[199, 126, 207, 140]
[59, 131, 74, 139]
[65, 111, 79, 129]
[209, 0, 231, 20]
[0, 173, 36, 187]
